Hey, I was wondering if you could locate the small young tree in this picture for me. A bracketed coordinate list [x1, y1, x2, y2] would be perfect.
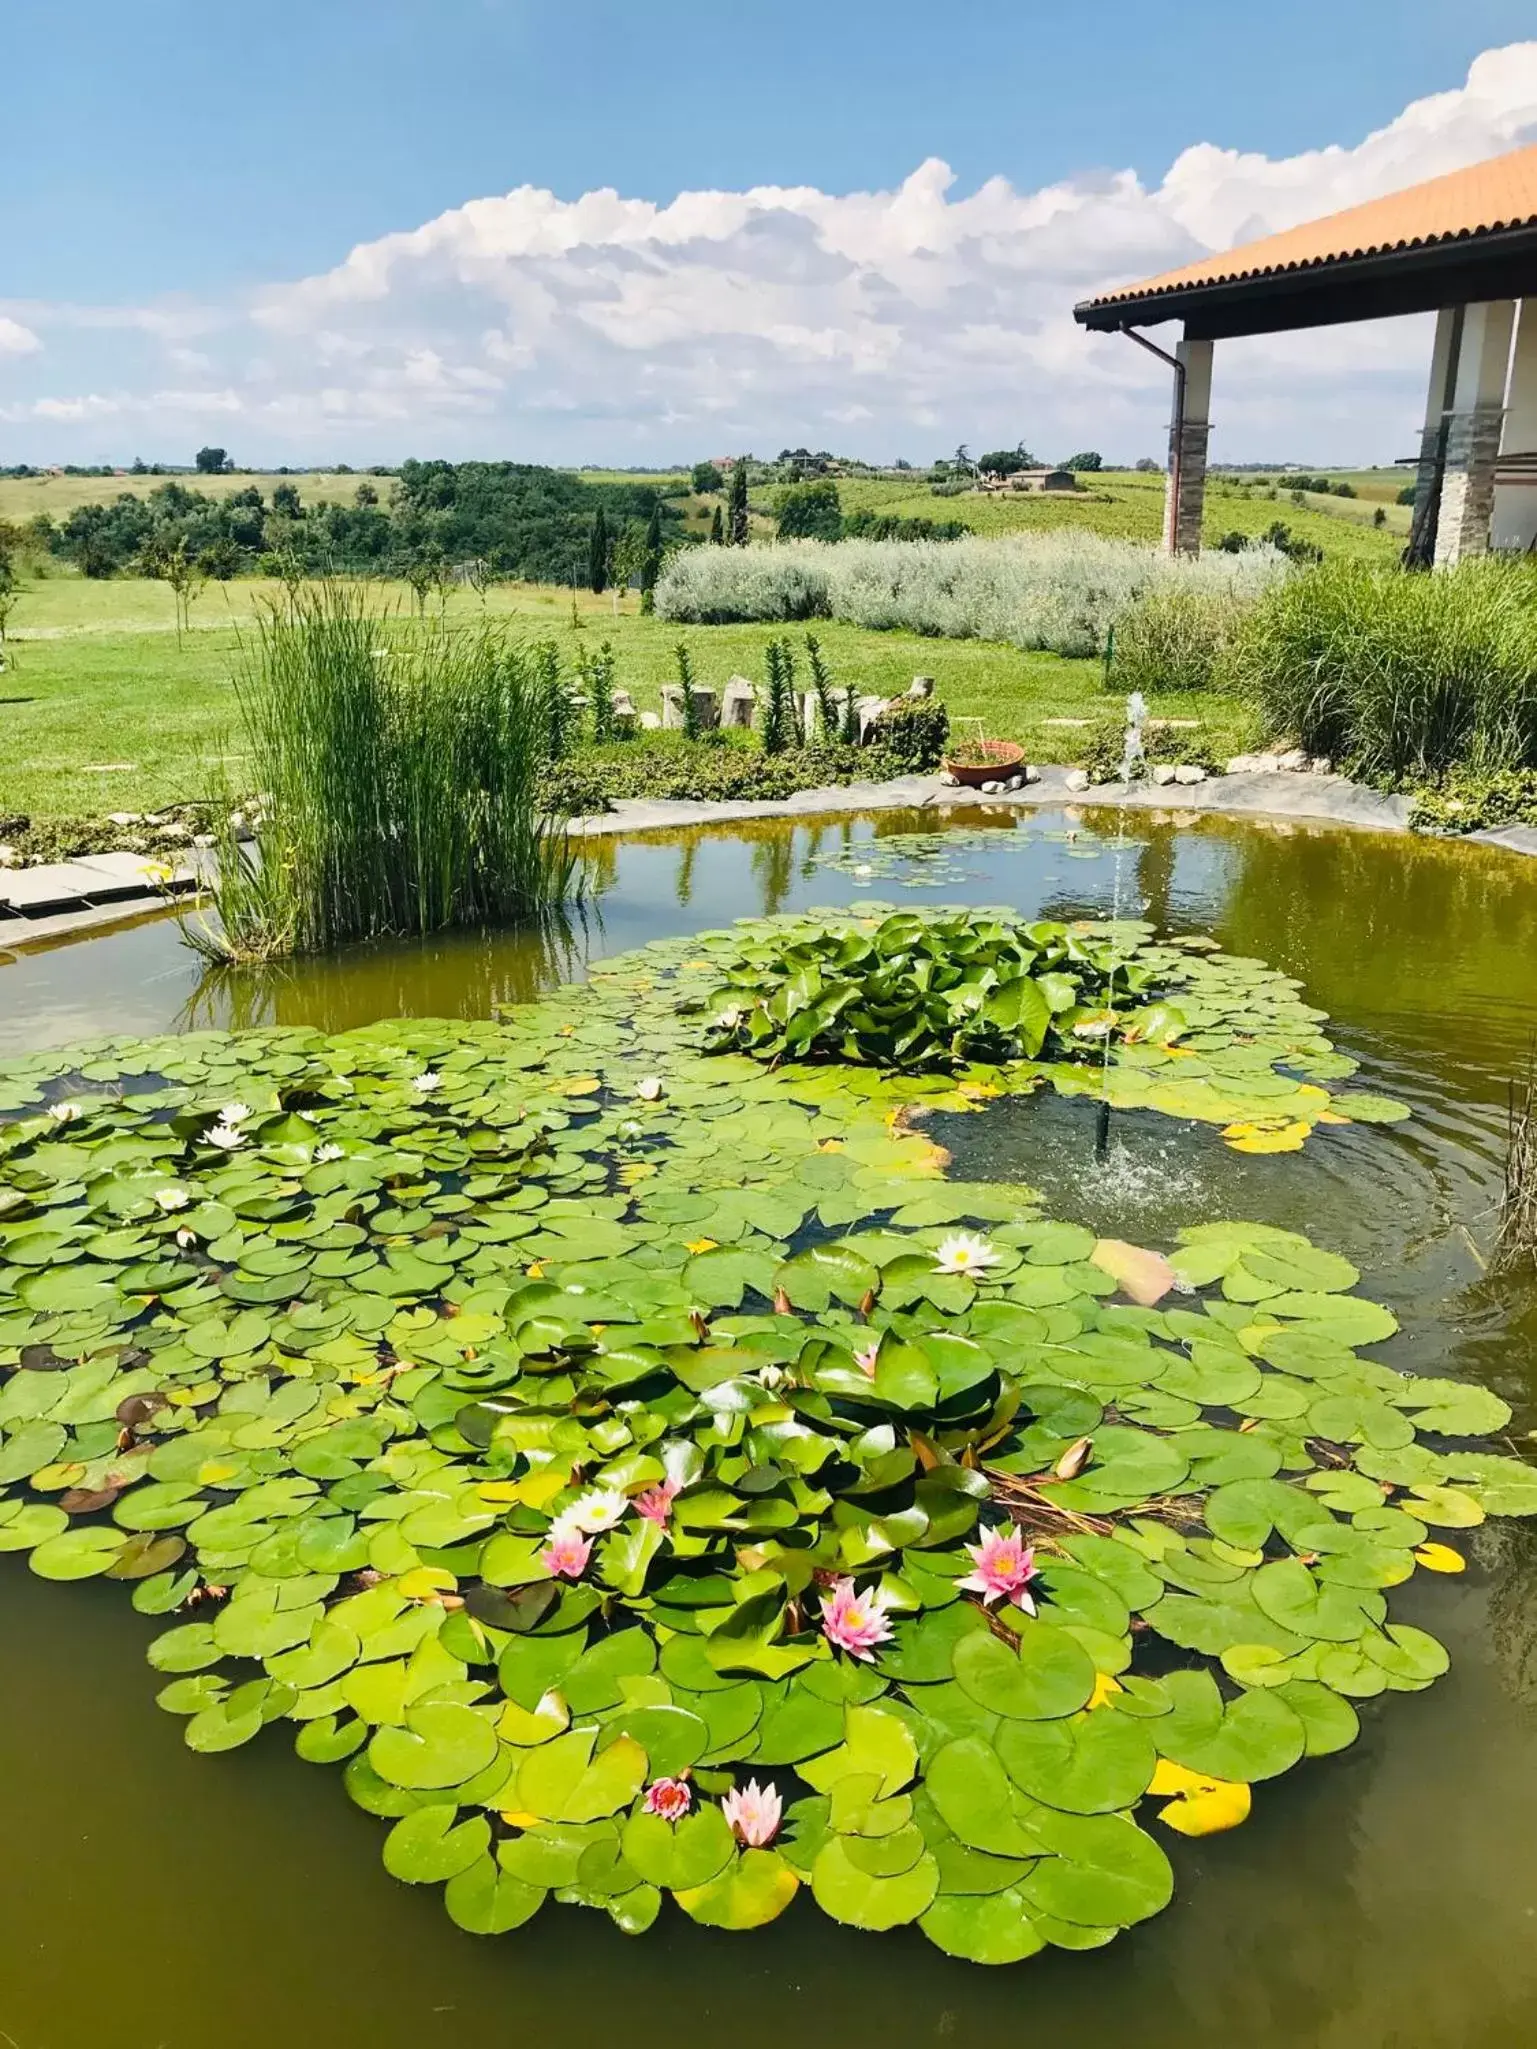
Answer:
[580, 640, 617, 744]
[0, 553, 20, 669]
[354, 481, 380, 508]
[537, 639, 576, 757]
[728, 459, 750, 547]
[709, 504, 725, 545]
[609, 521, 647, 617]
[639, 501, 664, 613]
[139, 535, 207, 646]
[588, 504, 610, 593]
[691, 459, 724, 495]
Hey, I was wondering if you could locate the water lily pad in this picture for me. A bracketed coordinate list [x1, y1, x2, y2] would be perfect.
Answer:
[952, 1621, 1096, 1721]
[676, 1848, 800, 1929]
[382, 1802, 491, 1883]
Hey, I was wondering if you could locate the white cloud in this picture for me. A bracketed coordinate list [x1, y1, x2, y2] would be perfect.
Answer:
[8, 42, 1537, 464]
[0, 316, 42, 357]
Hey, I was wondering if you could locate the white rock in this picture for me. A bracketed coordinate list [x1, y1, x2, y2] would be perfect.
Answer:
[906, 675, 935, 698]
[721, 677, 757, 729]
[1276, 747, 1309, 772]
[1005, 774, 1025, 792]
[107, 812, 141, 826]
[1152, 764, 1179, 787]
[1024, 764, 1042, 785]
[0, 845, 15, 868]
[1311, 756, 1333, 775]
[1173, 764, 1208, 785]
[938, 770, 960, 787]
[639, 710, 662, 731]
[1064, 770, 1091, 793]
[192, 833, 215, 848]
[156, 822, 190, 840]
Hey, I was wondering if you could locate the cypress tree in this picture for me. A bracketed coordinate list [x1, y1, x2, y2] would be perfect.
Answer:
[709, 504, 724, 545]
[728, 458, 750, 547]
[588, 504, 609, 593]
[805, 633, 838, 742]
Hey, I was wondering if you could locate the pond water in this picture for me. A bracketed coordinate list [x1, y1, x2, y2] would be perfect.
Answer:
[4, 803, 1537, 2047]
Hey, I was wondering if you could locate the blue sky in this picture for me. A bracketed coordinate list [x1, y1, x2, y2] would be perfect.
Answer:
[5, 6, 1537, 464]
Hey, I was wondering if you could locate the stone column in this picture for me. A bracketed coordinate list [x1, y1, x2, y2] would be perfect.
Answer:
[1492, 298, 1537, 554]
[1162, 335, 1213, 555]
[1435, 299, 1516, 565]
[1406, 305, 1461, 563]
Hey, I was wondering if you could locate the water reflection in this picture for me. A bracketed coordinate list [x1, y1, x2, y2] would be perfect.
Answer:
[5, 806, 1537, 2044]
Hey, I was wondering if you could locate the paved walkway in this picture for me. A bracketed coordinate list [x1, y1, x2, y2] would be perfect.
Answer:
[4, 768, 1532, 953]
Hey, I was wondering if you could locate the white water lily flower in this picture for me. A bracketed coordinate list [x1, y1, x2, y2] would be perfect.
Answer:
[206, 1125, 246, 1150]
[933, 1231, 1004, 1276]
[315, 1143, 344, 1163]
[635, 1076, 664, 1102]
[618, 1120, 644, 1140]
[48, 1101, 84, 1124]
[154, 1187, 190, 1212]
[412, 1071, 441, 1093]
[565, 1487, 628, 1533]
[218, 1101, 251, 1126]
[714, 1006, 745, 1030]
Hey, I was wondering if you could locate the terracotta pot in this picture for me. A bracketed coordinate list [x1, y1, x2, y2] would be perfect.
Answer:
[941, 740, 1026, 788]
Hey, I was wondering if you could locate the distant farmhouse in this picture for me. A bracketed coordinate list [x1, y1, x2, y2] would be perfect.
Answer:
[978, 465, 1081, 494]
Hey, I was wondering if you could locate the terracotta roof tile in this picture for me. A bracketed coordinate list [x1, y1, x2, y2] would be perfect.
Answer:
[1085, 141, 1537, 308]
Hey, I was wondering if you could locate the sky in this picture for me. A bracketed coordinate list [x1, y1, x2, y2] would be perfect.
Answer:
[4, 3, 1537, 469]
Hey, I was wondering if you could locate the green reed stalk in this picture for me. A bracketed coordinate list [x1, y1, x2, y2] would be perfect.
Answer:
[185, 583, 577, 961]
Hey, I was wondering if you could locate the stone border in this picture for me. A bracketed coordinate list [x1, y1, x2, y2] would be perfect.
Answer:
[4, 766, 1534, 955]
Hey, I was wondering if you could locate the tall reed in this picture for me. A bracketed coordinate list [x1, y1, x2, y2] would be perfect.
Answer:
[1234, 556, 1537, 784]
[188, 584, 577, 961]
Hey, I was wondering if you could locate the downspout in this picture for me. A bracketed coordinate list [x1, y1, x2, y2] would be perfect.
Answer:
[1121, 327, 1186, 552]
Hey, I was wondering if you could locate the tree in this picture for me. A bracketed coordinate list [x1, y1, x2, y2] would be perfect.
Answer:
[709, 504, 725, 545]
[675, 642, 701, 741]
[776, 479, 842, 542]
[588, 504, 610, 593]
[0, 552, 20, 668]
[977, 447, 1036, 476]
[354, 481, 379, 508]
[728, 458, 750, 547]
[1063, 450, 1103, 472]
[138, 534, 207, 646]
[639, 500, 664, 613]
[609, 520, 648, 616]
[691, 459, 725, 495]
[271, 482, 302, 517]
[1134, 457, 1161, 474]
[760, 639, 794, 754]
[194, 446, 231, 474]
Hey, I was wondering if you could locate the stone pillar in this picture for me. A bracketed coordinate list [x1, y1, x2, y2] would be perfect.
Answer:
[1435, 299, 1516, 565]
[1492, 297, 1537, 554]
[1162, 335, 1213, 555]
[1406, 305, 1462, 563]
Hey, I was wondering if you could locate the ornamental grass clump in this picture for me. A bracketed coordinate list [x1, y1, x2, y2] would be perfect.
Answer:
[192, 584, 577, 961]
[1235, 556, 1537, 785]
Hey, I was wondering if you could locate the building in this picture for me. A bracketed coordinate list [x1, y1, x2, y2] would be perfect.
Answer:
[979, 466, 1080, 494]
[1074, 143, 1537, 560]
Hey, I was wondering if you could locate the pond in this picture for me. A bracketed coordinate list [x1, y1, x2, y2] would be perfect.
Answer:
[3, 803, 1537, 2048]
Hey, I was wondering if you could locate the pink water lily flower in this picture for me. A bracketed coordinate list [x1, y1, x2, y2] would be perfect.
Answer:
[540, 1516, 592, 1581]
[634, 1481, 679, 1528]
[853, 1343, 880, 1381]
[957, 1524, 1039, 1609]
[821, 1577, 895, 1661]
[644, 1776, 692, 1822]
[722, 1779, 782, 1846]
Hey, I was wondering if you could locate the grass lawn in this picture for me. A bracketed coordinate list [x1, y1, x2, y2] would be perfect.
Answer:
[821, 469, 1404, 560]
[3, 572, 1257, 819]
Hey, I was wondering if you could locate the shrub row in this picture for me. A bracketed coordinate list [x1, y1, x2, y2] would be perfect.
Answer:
[655, 533, 1287, 658]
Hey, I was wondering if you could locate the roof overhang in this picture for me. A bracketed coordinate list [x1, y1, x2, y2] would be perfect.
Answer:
[1075, 220, 1537, 340]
